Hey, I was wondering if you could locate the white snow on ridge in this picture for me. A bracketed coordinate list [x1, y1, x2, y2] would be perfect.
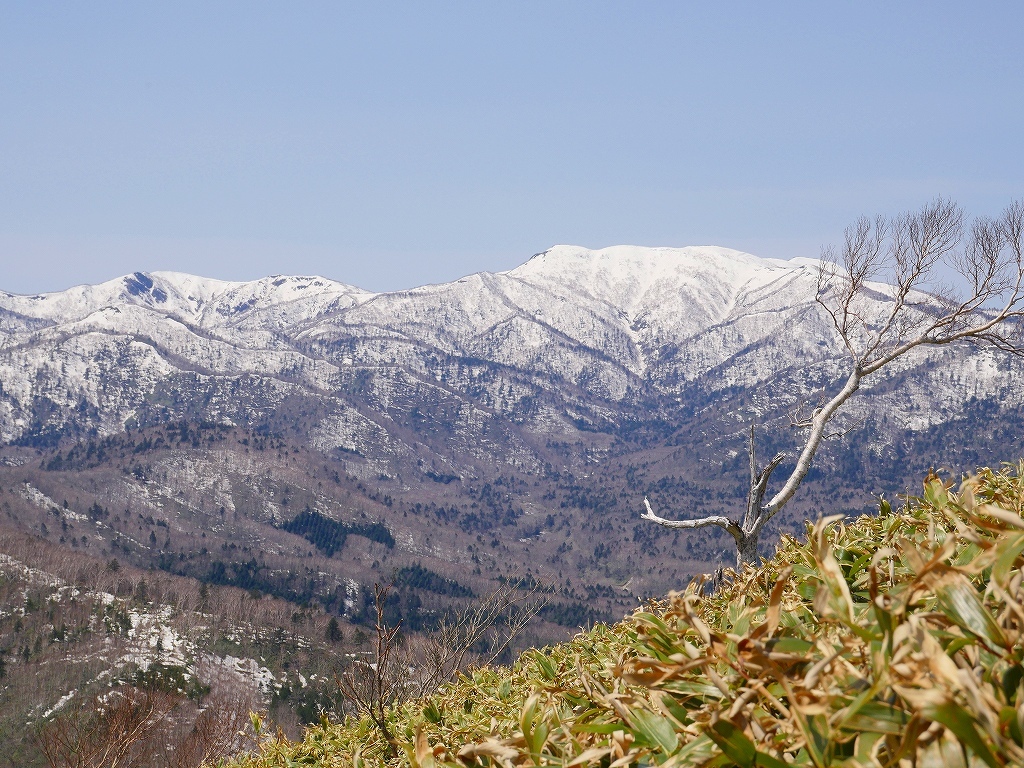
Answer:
[1, 246, 810, 328]
[0, 270, 372, 331]
[0, 246, 837, 409]
[0, 247, 821, 351]
[3, 244, 1015, 448]
[506, 245, 801, 310]
[502, 245, 816, 339]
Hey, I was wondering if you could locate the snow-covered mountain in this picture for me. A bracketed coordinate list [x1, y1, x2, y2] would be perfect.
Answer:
[7, 246, 1016, 767]
[3, 243, 1024, 621]
[1, 245, 1020, 481]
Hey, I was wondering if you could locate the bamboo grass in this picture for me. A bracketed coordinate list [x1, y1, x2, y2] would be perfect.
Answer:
[226, 461, 1024, 768]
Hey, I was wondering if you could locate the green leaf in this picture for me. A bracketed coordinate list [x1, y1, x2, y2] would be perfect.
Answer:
[802, 714, 830, 767]
[945, 636, 973, 657]
[854, 731, 885, 764]
[630, 709, 678, 754]
[521, 694, 540, 738]
[1000, 705, 1024, 747]
[992, 532, 1024, 586]
[952, 542, 984, 568]
[660, 694, 692, 727]
[848, 552, 873, 578]
[838, 701, 910, 735]
[924, 478, 950, 510]
[498, 678, 511, 701]
[422, 701, 443, 724]
[924, 701, 1000, 768]
[706, 719, 790, 768]
[533, 652, 557, 680]
[575, 722, 628, 735]
[1003, 665, 1024, 705]
[768, 637, 815, 655]
[528, 722, 549, 760]
[932, 572, 1008, 649]
[673, 733, 721, 765]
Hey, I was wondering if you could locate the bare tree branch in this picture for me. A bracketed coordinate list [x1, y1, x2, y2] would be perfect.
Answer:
[641, 498, 743, 543]
[644, 198, 1024, 568]
[37, 686, 181, 768]
[338, 583, 404, 758]
[408, 575, 546, 699]
[339, 578, 546, 757]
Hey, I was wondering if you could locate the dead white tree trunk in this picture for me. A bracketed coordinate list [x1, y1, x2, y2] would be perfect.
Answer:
[643, 199, 1024, 567]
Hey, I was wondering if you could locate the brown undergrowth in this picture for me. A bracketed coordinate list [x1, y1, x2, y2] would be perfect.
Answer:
[228, 461, 1024, 767]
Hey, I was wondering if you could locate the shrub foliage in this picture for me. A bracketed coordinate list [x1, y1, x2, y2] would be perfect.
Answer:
[229, 462, 1024, 767]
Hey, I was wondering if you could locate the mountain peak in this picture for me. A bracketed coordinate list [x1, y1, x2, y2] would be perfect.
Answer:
[502, 244, 800, 319]
[523, 244, 766, 265]
[0, 270, 372, 329]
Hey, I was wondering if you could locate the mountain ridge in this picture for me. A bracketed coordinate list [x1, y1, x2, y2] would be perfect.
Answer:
[0, 243, 1017, 449]
[1, 243, 802, 324]
[0, 243, 1021, 605]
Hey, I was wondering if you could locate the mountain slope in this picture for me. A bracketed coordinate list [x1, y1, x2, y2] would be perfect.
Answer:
[228, 464, 1024, 768]
[0, 245, 1021, 604]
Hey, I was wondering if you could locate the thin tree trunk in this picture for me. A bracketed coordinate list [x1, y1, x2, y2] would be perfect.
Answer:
[735, 532, 758, 568]
[737, 427, 785, 566]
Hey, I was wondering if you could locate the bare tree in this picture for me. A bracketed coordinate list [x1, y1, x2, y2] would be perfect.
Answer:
[159, 682, 261, 768]
[405, 575, 546, 699]
[37, 686, 180, 768]
[339, 578, 546, 756]
[337, 583, 405, 758]
[37, 679, 262, 768]
[643, 199, 1024, 566]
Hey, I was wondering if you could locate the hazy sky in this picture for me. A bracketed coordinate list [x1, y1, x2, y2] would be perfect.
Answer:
[2, 2, 1022, 294]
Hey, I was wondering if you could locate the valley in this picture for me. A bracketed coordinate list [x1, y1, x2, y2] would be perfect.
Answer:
[1, 245, 1022, 764]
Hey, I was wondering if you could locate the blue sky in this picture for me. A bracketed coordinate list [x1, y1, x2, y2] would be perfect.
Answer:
[1, 2, 1022, 294]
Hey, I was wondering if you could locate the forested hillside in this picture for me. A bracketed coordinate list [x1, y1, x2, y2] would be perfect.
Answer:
[231, 462, 1024, 768]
